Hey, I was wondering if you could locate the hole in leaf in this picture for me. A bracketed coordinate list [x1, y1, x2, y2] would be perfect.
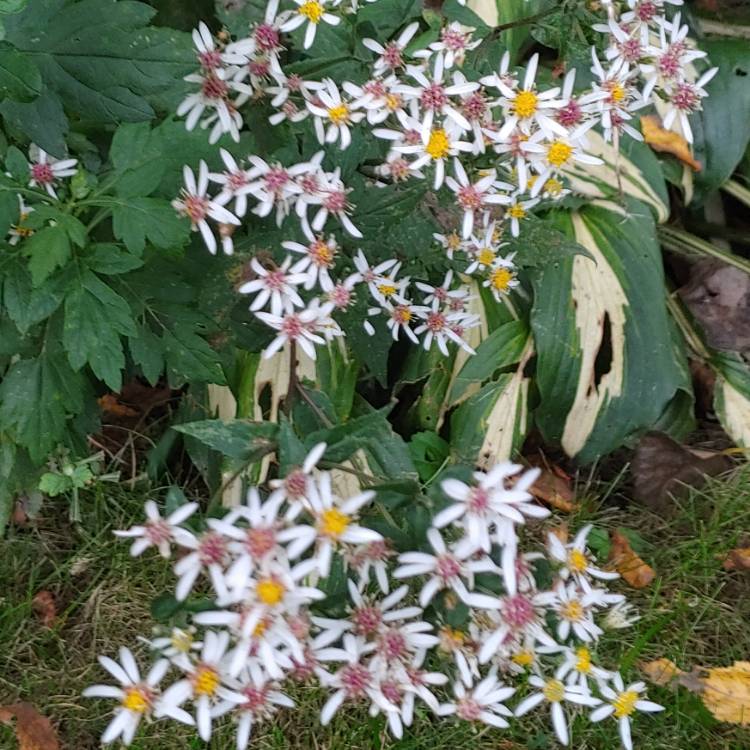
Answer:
[735, 67, 747, 77]
[592, 312, 613, 389]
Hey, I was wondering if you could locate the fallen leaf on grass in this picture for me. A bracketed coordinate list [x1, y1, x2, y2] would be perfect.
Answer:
[31, 591, 56, 628]
[722, 548, 750, 571]
[98, 393, 138, 417]
[0, 703, 60, 750]
[701, 661, 750, 725]
[608, 530, 656, 588]
[631, 432, 731, 515]
[640, 658, 684, 686]
[527, 457, 579, 513]
[641, 114, 702, 170]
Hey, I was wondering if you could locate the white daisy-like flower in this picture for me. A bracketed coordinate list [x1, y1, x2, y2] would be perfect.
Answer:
[413, 299, 476, 356]
[307, 78, 364, 149]
[464, 221, 506, 275]
[589, 673, 664, 750]
[362, 22, 420, 74]
[7, 197, 34, 245]
[114, 500, 198, 558]
[345, 539, 396, 594]
[367, 298, 426, 345]
[172, 161, 241, 255]
[267, 442, 327, 517]
[146, 627, 202, 663]
[661, 67, 718, 144]
[173, 529, 231, 601]
[255, 306, 328, 360]
[482, 258, 520, 301]
[343, 75, 404, 125]
[83, 649, 185, 746]
[439, 672, 515, 729]
[208, 149, 256, 217]
[394, 528, 499, 609]
[603, 601, 641, 630]
[417, 22, 481, 69]
[433, 230, 465, 260]
[283, 230, 338, 291]
[245, 156, 308, 225]
[280, 0, 341, 49]
[546, 524, 620, 587]
[28, 145, 77, 199]
[309, 168, 362, 237]
[554, 645, 612, 691]
[156, 631, 246, 742]
[238, 256, 307, 317]
[515, 669, 602, 745]
[549, 581, 604, 643]
[505, 194, 539, 238]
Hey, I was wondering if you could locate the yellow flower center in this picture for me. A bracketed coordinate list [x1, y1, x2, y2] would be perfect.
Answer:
[508, 204, 526, 220]
[575, 646, 592, 674]
[394, 306, 412, 323]
[327, 104, 349, 125]
[512, 650, 534, 667]
[547, 140, 574, 167]
[385, 93, 402, 111]
[446, 232, 462, 251]
[544, 177, 564, 196]
[491, 267, 514, 292]
[193, 665, 220, 697]
[319, 508, 350, 538]
[122, 687, 150, 713]
[477, 247, 496, 266]
[613, 690, 639, 718]
[377, 283, 397, 297]
[12, 225, 34, 237]
[426, 129, 450, 160]
[609, 83, 625, 103]
[438, 626, 466, 652]
[310, 239, 334, 265]
[513, 90, 538, 118]
[543, 679, 566, 703]
[568, 549, 588, 572]
[256, 578, 286, 606]
[170, 629, 194, 653]
[298, 0, 324, 22]
[561, 600, 584, 622]
[253, 619, 268, 637]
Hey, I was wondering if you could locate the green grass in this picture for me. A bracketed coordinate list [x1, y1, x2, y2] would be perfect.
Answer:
[1, 467, 750, 749]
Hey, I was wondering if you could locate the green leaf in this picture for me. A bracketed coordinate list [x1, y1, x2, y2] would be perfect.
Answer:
[128, 324, 164, 385]
[3, 0, 195, 155]
[277, 418, 308, 476]
[150, 592, 183, 622]
[63, 269, 137, 390]
[0, 41, 40, 102]
[531, 200, 684, 462]
[0, 85, 67, 156]
[692, 40, 750, 201]
[38, 471, 70, 496]
[111, 196, 189, 252]
[0, 350, 85, 461]
[86, 243, 144, 274]
[24, 225, 70, 285]
[172, 419, 278, 462]
[0, 188, 18, 237]
[162, 321, 226, 386]
[408, 431, 449, 483]
[109, 122, 166, 198]
[2, 258, 66, 334]
[4, 144, 27, 181]
[355, 0, 422, 39]
[712, 352, 750, 449]
[0, 0, 29, 13]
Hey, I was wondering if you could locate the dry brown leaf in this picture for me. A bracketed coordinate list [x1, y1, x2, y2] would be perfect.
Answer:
[527, 458, 579, 513]
[549, 522, 569, 545]
[641, 114, 702, 170]
[723, 548, 750, 571]
[640, 657, 684, 686]
[608, 530, 656, 589]
[0, 703, 60, 750]
[31, 592, 56, 628]
[98, 393, 138, 417]
[701, 661, 750, 725]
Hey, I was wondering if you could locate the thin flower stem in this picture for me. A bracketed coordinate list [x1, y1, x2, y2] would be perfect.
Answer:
[722, 178, 750, 209]
[489, 4, 559, 38]
[658, 225, 750, 276]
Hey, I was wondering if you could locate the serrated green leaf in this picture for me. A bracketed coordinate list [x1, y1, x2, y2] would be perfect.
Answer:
[2, 258, 66, 333]
[0, 85, 68, 156]
[0, 188, 18, 237]
[109, 121, 166, 198]
[86, 243, 144, 274]
[355, 0, 422, 39]
[408, 431, 449, 483]
[38, 471, 70, 496]
[172, 419, 278, 462]
[4, 144, 27, 181]
[162, 322, 226, 386]
[128, 324, 164, 385]
[24, 224, 70, 285]
[111, 196, 189, 252]
[277, 417, 307, 476]
[0, 41, 40, 102]
[63, 269, 136, 389]
[0, 350, 85, 461]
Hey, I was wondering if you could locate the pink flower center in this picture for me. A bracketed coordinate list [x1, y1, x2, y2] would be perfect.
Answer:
[226, 170, 248, 190]
[145, 519, 172, 545]
[658, 50, 681, 79]
[557, 99, 582, 127]
[404, 129, 422, 145]
[183, 194, 209, 223]
[263, 268, 287, 291]
[456, 696, 482, 721]
[341, 663, 371, 697]
[352, 605, 382, 636]
[264, 167, 290, 194]
[198, 50, 222, 69]
[457, 184, 483, 210]
[31, 163, 54, 185]
[329, 284, 353, 309]
[287, 74, 303, 92]
[323, 190, 346, 212]
[246, 526, 276, 559]
[421, 83, 448, 111]
[502, 594, 535, 629]
[298, 173, 320, 194]
[281, 315, 304, 339]
[254, 23, 280, 52]
[241, 686, 269, 714]
[382, 43, 403, 69]
[672, 83, 699, 112]
[364, 79, 386, 98]
[468, 486, 490, 513]
[381, 681, 402, 704]
[462, 92, 487, 121]
[202, 73, 229, 100]
[426, 311, 447, 333]
[441, 28, 468, 51]
[249, 58, 270, 78]
[619, 38, 642, 64]
[198, 532, 228, 566]
[285, 469, 307, 498]
[282, 101, 299, 118]
[379, 628, 407, 660]
[635, 1, 656, 22]
[436, 554, 462, 581]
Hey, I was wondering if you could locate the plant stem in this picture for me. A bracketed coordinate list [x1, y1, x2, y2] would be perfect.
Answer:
[658, 225, 750, 276]
[722, 178, 750, 209]
[490, 3, 558, 37]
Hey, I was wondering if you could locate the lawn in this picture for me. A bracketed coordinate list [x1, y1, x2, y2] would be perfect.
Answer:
[2, 465, 749, 749]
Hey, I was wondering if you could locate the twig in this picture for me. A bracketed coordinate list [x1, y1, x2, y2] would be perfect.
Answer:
[699, 19, 750, 39]
[295, 382, 334, 428]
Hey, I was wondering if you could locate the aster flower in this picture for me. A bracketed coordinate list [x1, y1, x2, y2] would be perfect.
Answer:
[439, 672, 516, 729]
[208, 148, 256, 217]
[590, 672, 664, 750]
[83, 649, 184, 745]
[280, 0, 341, 49]
[414, 299, 476, 356]
[267, 441, 327, 516]
[238, 256, 307, 316]
[172, 161, 241, 255]
[482, 258, 520, 301]
[418, 22, 481, 69]
[546, 524, 620, 587]
[554, 645, 612, 692]
[362, 22, 420, 74]
[549, 581, 604, 643]
[114, 500, 198, 558]
[283, 230, 338, 291]
[255, 306, 329, 360]
[345, 540, 396, 593]
[306, 78, 364, 149]
[28, 145, 77, 199]
[661, 67, 717, 143]
[173, 529, 231, 601]
[309, 168, 362, 237]
[505, 194, 539, 237]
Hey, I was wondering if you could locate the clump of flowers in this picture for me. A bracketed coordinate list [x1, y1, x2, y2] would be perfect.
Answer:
[86, 448, 662, 748]
[164, 0, 715, 365]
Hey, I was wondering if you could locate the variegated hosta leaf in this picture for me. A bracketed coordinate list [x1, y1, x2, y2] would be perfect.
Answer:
[712, 353, 750, 449]
[563, 130, 669, 223]
[532, 198, 684, 463]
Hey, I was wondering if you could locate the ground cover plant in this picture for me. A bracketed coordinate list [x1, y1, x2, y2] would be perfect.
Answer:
[0, 0, 750, 748]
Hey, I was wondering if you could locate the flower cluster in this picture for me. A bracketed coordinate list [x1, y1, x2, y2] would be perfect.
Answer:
[170, 1, 714, 364]
[87, 450, 662, 749]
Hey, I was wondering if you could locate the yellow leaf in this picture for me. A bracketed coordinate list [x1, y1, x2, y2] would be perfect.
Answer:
[641, 115, 702, 171]
[701, 661, 750, 725]
[608, 530, 656, 589]
[640, 658, 683, 686]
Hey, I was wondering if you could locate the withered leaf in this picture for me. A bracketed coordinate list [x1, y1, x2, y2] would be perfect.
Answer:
[527, 457, 579, 513]
[641, 114, 702, 170]
[31, 591, 56, 628]
[98, 393, 138, 418]
[631, 432, 731, 515]
[640, 657, 683, 686]
[0, 703, 60, 750]
[701, 661, 750, 725]
[723, 548, 750, 571]
[608, 530, 656, 589]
